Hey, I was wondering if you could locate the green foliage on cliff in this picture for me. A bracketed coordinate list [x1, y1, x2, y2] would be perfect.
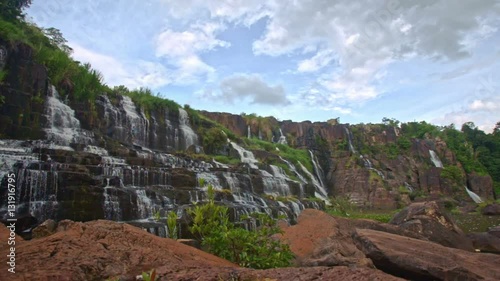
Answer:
[244, 137, 314, 173]
[440, 165, 465, 186]
[189, 185, 293, 269]
[0, 0, 31, 21]
[401, 121, 440, 139]
[201, 127, 227, 154]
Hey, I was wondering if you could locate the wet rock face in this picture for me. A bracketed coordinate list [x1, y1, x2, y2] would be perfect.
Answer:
[468, 173, 494, 199]
[389, 201, 474, 251]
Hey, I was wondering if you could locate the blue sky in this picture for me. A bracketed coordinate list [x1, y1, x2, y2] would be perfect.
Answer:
[27, 0, 500, 132]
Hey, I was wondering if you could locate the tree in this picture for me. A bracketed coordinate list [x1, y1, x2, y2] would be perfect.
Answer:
[202, 127, 227, 154]
[189, 184, 293, 269]
[43, 27, 73, 55]
[0, 0, 32, 20]
[494, 122, 500, 136]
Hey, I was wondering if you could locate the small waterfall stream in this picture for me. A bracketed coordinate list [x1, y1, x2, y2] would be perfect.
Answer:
[429, 150, 443, 168]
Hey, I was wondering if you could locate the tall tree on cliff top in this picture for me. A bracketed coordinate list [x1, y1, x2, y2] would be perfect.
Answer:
[0, 0, 32, 20]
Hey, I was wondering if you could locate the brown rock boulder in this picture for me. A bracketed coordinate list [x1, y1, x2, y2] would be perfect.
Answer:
[467, 232, 500, 254]
[390, 201, 474, 251]
[278, 209, 428, 268]
[482, 203, 500, 216]
[150, 264, 404, 281]
[0, 220, 235, 281]
[277, 209, 372, 267]
[353, 228, 500, 281]
[468, 173, 494, 200]
[32, 219, 57, 239]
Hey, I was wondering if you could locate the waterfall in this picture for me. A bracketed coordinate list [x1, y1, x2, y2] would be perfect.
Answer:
[247, 125, 251, 139]
[429, 150, 443, 168]
[261, 173, 291, 197]
[230, 141, 259, 169]
[121, 96, 149, 147]
[278, 128, 288, 145]
[135, 189, 153, 218]
[344, 126, 357, 153]
[44, 85, 93, 146]
[465, 186, 483, 204]
[178, 108, 199, 150]
[299, 159, 328, 202]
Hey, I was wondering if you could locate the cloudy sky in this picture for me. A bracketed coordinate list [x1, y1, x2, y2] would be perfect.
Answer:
[27, 0, 500, 132]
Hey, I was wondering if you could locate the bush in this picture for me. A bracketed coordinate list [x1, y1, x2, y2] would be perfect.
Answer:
[189, 185, 293, 269]
[440, 166, 464, 186]
[167, 211, 178, 240]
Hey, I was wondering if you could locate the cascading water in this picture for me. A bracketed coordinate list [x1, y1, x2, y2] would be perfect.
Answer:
[178, 108, 199, 150]
[121, 96, 150, 147]
[44, 86, 94, 146]
[247, 125, 251, 139]
[465, 186, 483, 204]
[278, 128, 288, 145]
[344, 126, 357, 153]
[344, 126, 385, 179]
[429, 150, 443, 168]
[230, 141, 259, 169]
[300, 153, 328, 202]
[261, 170, 291, 197]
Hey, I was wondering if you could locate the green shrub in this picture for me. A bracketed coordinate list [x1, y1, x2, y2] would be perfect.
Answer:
[440, 165, 464, 186]
[329, 196, 354, 216]
[141, 269, 157, 281]
[189, 185, 293, 269]
[167, 211, 178, 240]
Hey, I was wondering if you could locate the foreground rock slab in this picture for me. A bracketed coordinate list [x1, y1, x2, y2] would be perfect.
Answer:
[0, 219, 402, 281]
[354, 228, 500, 281]
[150, 265, 404, 281]
[0, 220, 236, 281]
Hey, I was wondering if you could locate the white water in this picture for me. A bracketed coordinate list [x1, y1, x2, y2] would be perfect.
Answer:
[344, 127, 357, 153]
[465, 186, 483, 204]
[178, 108, 199, 150]
[247, 125, 251, 139]
[135, 189, 153, 218]
[45, 86, 93, 145]
[212, 158, 229, 169]
[278, 128, 288, 145]
[121, 96, 149, 147]
[429, 150, 443, 168]
[299, 160, 328, 201]
[230, 141, 259, 169]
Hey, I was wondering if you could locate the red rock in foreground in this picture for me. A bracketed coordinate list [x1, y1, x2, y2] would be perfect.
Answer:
[0, 220, 236, 281]
[0, 219, 401, 281]
[353, 228, 500, 281]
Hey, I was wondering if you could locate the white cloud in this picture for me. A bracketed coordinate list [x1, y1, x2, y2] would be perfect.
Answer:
[247, 0, 500, 108]
[71, 44, 171, 89]
[297, 49, 337, 73]
[155, 21, 229, 84]
[202, 74, 290, 105]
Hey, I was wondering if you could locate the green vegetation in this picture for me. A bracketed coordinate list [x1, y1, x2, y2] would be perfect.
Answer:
[189, 184, 293, 269]
[141, 269, 157, 281]
[440, 165, 465, 186]
[329, 196, 354, 216]
[167, 211, 178, 240]
[326, 198, 399, 223]
[244, 137, 313, 173]
[201, 127, 227, 154]
[0, 0, 32, 21]
[213, 155, 240, 165]
[401, 121, 441, 139]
